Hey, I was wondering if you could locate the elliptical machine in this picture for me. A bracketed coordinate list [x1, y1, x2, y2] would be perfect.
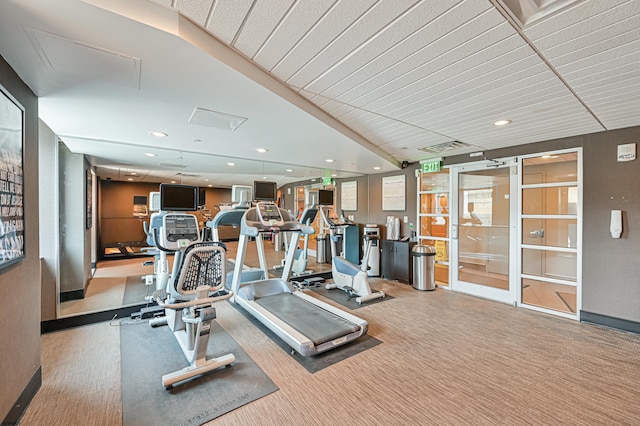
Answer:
[151, 212, 235, 389]
[319, 206, 384, 304]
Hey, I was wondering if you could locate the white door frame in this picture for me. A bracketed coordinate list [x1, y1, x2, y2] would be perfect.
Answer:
[449, 158, 518, 305]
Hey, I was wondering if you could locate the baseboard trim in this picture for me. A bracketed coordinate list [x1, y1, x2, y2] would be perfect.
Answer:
[2, 367, 41, 425]
[41, 304, 147, 333]
[581, 310, 640, 334]
[59, 289, 85, 302]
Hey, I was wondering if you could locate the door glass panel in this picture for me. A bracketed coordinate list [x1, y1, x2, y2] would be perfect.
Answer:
[522, 278, 577, 314]
[421, 172, 449, 191]
[457, 168, 510, 291]
[522, 218, 577, 248]
[522, 248, 577, 281]
[522, 186, 578, 215]
[522, 152, 577, 184]
[420, 239, 449, 285]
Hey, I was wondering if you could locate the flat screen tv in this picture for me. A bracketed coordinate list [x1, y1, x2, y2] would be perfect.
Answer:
[253, 180, 277, 202]
[318, 189, 334, 206]
[133, 195, 148, 205]
[160, 184, 198, 211]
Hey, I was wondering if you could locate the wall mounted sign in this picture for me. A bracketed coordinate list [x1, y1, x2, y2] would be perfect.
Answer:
[0, 85, 25, 269]
[382, 175, 406, 211]
[341, 181, 357, 211]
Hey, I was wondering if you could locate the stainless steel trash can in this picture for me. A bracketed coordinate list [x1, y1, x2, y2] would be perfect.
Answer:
[412, 245, 436, 291]
[316, 234, 327, 264]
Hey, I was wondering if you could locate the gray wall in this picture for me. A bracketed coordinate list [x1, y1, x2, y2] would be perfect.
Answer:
[0, 55, 41, 421]
[58, 142, 91, 295]
[38, 120, 57, 321]
[446, 126, 640, 324]
[582, 127, 640, 322]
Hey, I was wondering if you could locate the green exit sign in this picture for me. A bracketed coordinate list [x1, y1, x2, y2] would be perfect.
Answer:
[422, 160, 442, 173]
[322, 177, 333, 185]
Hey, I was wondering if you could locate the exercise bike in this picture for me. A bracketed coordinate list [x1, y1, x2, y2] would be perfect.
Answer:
[319, 206, 384, 304]
[152, 213, 235, 389]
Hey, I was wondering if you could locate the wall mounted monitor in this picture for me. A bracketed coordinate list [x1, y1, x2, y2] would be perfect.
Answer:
[133, 195, 148, 205]
[160, 184, 198, 211]
[318, 189, 334, 206]
[253, 181, 277, 202]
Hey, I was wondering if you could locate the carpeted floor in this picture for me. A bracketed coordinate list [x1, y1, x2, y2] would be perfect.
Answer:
[120, 319, 278, 426]
[122, 275, 152, 305]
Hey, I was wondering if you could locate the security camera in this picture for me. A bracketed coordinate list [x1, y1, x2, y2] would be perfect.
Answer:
[401, 161, 409, 169]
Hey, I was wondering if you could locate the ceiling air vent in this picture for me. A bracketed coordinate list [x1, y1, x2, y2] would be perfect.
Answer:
[496, 0, 583, 28]
[419, 140, 472, 154]
[158, 162, 188, 168]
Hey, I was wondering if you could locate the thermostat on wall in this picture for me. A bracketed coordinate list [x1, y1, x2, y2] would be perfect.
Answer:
[617, 143, 636, 162]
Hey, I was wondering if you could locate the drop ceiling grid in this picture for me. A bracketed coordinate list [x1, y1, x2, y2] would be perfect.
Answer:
[174, 0, 214, 26]
[523, 0, 633, 42]
[361, 38, 531, 118]
[374, 51, 544, 121]
[269, 0, 378, 82]
[410, 78, 572, 130]
[231, 0, 295, 59]
[397, 61, 555, 125]
[251, 0, 336, 70]
[452, 110, 603, 146]
[204, 0, 254, 45]
[327, 9, 510, 107]
[308, 0, 493, 101]
[572, 67, 640, 98]
[430, 97, 590, 140]
[300, 0, 465, 96]
[537, 15, 640, 64]
[285, 0, 423, 89]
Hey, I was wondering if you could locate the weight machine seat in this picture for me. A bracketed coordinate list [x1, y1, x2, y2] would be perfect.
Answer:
[333, 256, 360, 276]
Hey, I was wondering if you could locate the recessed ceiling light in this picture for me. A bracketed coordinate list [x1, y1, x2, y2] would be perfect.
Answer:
[262, 176, 267, 180]
[144, 153, 157, 157]
[331, 174, 337, 177]
[325, 159, 334, 163]
[373, 166, 381, 170]
[286, 169, 293, 172]
[150, 131, 168, 137]
[171, 180, 176, 184]
[204, 179, 209, 182]
[227, 162, 236, 166]
[256, 148, 268, 153]
[208, 184, 213, 187]
[494, 119, 511, 126]
[130, 172, 137, 175]
[127, 178, 133, 181]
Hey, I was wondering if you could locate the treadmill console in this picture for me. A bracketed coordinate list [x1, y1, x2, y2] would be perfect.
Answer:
[256, 201, 285, 228]
[162, 214, 200, 250]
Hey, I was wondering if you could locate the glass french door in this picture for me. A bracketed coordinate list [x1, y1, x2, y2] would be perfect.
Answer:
[450, 160, 516, 303]
[519, 150, 581, 319]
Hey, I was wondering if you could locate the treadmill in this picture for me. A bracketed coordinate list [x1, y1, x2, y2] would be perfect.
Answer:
[229, 201, 369, 356]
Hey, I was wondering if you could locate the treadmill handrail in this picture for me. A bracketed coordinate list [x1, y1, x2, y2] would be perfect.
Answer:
[240, 207, 315, 237]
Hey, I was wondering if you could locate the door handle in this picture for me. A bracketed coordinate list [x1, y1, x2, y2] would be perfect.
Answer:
[451, 224, 458, 240]
[529, 229, 544, 238]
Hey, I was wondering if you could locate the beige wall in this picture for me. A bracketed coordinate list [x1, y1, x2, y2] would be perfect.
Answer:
[0, 55, 41, 421]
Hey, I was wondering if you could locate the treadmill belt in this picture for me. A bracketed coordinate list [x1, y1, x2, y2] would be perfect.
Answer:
[255, 293, 359, 346]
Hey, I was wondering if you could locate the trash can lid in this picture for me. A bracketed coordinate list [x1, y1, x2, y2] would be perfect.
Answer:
[412, 245, 436, 256]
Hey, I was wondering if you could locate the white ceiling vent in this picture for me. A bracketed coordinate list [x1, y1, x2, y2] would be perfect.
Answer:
[188, 107, 247, 131]
[25, 28, 141, 88]
[420, 140, 472, 154]
[496, 0, 583, 28]
[158, 162, 188, 168]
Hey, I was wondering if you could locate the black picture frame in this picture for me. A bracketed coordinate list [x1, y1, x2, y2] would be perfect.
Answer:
[0, 85, 26, 269]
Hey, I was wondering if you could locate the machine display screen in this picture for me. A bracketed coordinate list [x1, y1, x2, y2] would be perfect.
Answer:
[160, 184, 198, 212]
[256, 202, 284, 227]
